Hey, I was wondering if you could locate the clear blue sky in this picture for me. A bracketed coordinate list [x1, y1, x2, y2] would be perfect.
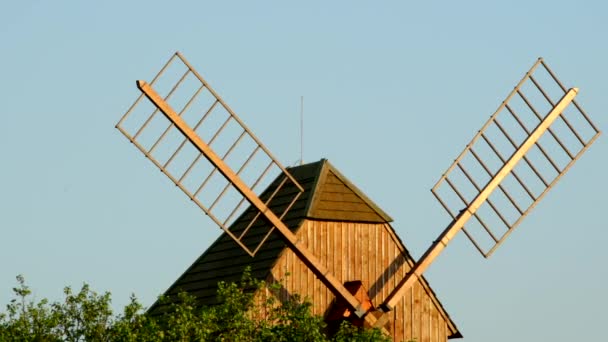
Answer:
[1, 1, 606, 341]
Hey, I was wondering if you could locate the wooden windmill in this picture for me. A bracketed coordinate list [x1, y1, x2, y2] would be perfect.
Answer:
[116, 52, 600, 341]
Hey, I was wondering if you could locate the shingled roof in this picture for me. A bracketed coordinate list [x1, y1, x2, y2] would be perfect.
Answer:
[149, 159, 393, 312]
[147, 160, 458, 338]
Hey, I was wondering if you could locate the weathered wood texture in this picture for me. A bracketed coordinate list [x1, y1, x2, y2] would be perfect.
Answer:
[306, 161, 392, 223]
[148, 159, 391, 314]
[148, 159, 460, 340]
[267, 219, 460, 341]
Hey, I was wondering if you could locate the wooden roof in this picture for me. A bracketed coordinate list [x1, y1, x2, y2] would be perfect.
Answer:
[151, 158, 391, 311]
[149, 160, 323, 312]
[147, 160, 459, 338]
[306, 160, 392, 223]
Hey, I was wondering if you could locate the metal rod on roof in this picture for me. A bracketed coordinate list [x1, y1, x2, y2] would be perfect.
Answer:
[300, 96, 304, 165]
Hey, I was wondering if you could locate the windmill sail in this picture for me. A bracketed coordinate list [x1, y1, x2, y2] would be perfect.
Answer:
[431, 58, 600, 258]
[377, 58, 600, 316]
[116, 52, 382, 328]
[116, 52, 303, 256]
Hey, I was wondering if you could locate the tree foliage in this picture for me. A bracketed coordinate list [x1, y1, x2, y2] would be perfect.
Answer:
[0, 271, 392, 341]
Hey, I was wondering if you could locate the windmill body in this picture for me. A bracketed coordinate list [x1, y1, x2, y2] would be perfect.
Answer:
[149, 159, 461, 341]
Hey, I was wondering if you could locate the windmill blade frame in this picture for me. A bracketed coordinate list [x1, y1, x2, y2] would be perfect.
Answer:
[116, 52, 304, 257]
[116, 52, 383, 328]
[431, 58, 600, 258]
[376, 58, 600, 318]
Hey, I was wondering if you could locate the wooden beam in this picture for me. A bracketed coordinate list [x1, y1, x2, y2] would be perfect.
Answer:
[378, 87, 578, 317]
[136, 80, 382, 328]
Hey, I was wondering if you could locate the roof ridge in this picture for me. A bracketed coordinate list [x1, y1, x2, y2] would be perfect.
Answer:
[301, 158, 329, 219]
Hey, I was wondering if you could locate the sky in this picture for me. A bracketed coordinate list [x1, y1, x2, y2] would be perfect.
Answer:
[1, 1, 607, 341]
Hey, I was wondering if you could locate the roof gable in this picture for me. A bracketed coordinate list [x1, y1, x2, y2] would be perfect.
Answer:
[306, 160, 392, 223]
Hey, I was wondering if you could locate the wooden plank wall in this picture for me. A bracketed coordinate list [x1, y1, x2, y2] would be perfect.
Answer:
[266, 219, 454, 342]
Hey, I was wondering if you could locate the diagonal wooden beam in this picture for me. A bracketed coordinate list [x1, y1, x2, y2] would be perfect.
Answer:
[137, 80, 383, 328]
[377, 87, 578, 318]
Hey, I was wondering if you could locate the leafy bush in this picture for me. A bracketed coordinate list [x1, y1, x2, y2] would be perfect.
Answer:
[0, 271, 391, 341]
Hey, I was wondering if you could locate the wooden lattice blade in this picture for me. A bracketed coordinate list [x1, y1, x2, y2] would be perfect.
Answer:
[375, 58, 600, 321]
[136, 79, 381, 327]
[116, 52, 304, 256]
[116, 52, 384, 330]
[432, 58, 600, 257]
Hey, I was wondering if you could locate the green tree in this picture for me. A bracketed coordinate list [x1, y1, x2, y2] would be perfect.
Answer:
[0, 271, 392, 342]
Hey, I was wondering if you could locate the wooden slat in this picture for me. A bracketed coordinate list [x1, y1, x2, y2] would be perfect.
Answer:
[319, 183, 358, 194]
[311, 209, 385, 223]
[413, 282, 421, 342]
[308, 221, 315, 305]
[324, 173, 344, 184]
[380, 229, 387, 302]
[335, 221, 342, 284]
[431, 298, 438, 342]
[318, 191, 363, 203]
[405, 284, 413, 340]
[422, 293, 430, 342]
[310, 221, 318, 311]
[186, 255, 277, 275]
[320, 221, 328, 309]
[316, 199, 376, 213]
[341, 222, 348, 281]
[391, 241, 400, 337]
[176, 264, 271, 286]
[362, 224, 369, 305]
[371, 225, 377, 304]
[395, 265, 404, 342]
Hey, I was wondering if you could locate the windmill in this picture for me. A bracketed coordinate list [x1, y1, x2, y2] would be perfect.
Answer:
[116, 52, 600, 340]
